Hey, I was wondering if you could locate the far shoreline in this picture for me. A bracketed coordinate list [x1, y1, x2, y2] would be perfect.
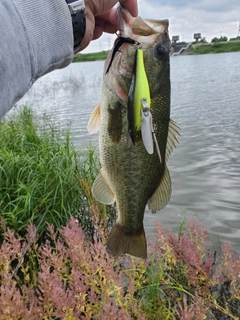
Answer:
[73, 40, 240, 62]
[183, 40, 240, 55]
[72, 51, 108, 63]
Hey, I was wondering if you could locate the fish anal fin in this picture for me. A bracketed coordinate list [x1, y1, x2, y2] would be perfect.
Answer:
[148, 166, 172, 213]
[92, 169, 115, 205]
[165, 119, 180, 162]
[106, 223, 147, 259]
[87, 104, 101, 134]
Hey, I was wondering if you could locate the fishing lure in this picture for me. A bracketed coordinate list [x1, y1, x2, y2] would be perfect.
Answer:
[141, 97, 162, 163]
[128, 49, 162, 163]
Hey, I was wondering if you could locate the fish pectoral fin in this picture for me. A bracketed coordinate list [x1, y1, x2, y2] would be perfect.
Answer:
[148, 165, 172, 213]
[165, 119, 180, 162]
[141, 110, 154, 154]
[87, 103, 101, 134]
[106, 223, 147, 259]
[92, 169, 115, 205]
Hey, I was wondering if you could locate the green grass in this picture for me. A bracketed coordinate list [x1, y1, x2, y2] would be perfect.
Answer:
[72, 51, 109, 62]
[186, 41, 240, 55]
[0, 106, 115, 242]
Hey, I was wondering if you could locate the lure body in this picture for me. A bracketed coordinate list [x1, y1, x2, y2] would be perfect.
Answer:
[128, 49, 151, 145]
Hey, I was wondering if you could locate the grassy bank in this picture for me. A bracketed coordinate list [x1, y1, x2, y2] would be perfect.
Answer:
[186, 40, 240, 55]
[0, 107, 115, 242]
[1, 107, 240, 319]
[73, 51, 109, 62]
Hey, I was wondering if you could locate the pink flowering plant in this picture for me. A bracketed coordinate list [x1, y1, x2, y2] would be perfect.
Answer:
[1, 209, 240, 319]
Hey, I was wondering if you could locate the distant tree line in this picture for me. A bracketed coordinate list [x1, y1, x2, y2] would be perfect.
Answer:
[211, 36, 240, 43]
[211, 36, 228, 43]
[171, 35, 240, 47]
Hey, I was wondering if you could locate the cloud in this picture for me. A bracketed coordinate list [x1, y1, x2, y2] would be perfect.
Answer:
[138, 0, 240, 42]
[144, 0, 239, 13]
[83, 0, 240, 52]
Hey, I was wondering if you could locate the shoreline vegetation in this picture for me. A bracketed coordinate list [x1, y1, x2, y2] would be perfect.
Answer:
[72, 51, 109, 63]
[1, 107, 240, 319]
[72, 40, 240, 62]
[185, 40, 240, 55]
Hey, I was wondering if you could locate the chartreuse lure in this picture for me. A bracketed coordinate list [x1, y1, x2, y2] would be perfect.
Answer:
[128, 48, 162, 162]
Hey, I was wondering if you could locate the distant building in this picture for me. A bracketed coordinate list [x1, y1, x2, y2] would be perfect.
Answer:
[194, 33, 201, 42]
[172, 35, 179, 43]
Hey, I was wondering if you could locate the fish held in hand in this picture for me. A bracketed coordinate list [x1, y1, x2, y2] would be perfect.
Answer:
[88, 6, 180, 259]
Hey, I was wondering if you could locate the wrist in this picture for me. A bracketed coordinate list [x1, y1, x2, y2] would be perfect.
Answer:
[65, 0, 86, 53]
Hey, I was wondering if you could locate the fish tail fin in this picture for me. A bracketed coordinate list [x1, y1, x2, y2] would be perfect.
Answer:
[106, 223, 147, 259]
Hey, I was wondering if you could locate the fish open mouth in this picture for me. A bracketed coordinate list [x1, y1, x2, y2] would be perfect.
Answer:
[117, 5, 169, 46]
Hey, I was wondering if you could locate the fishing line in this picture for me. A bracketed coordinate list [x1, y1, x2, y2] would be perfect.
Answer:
[105, 36, 140, 74]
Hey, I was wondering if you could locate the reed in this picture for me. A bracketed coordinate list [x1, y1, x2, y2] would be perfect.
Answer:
[0, 106, 115, 242]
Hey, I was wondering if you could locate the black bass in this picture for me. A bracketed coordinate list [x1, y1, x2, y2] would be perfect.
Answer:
[88, 6, 179, 259]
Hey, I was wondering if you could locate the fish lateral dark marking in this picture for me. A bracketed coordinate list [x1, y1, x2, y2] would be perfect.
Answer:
[127, 53, 137, 144]
[107, 103, 122, 143]
[105, 36, 140, 74]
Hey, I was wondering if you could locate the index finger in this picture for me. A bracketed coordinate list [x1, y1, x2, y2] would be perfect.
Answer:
[95, 0, 138, 30]
[119, 0, 138, 17]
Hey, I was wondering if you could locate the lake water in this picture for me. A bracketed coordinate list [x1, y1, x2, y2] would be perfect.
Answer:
[17, 52, 240, 252]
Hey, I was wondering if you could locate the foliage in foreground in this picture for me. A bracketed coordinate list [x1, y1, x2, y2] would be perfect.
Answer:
[0, 211, 240, 319]
[1, 107, 240, 319]
[0, 107, 115, 242]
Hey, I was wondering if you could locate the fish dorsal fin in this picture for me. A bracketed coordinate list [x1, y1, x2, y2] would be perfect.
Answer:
[87, 104, 101, 134]
[165, 119, 180, 162]
[92, 169, 115, 205]
[148, 166, 172, 213]
[132, 16, 157, 36]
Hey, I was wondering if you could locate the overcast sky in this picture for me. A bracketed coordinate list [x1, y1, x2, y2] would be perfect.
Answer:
[83, 0, 240, 53]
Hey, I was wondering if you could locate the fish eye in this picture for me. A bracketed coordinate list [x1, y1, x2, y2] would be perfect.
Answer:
[156, 45, 168, 57]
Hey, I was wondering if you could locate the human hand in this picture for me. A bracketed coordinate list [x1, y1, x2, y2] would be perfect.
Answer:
[79, 0, 138, 52]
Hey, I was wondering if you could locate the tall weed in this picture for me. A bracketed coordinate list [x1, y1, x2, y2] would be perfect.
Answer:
[0, 106, 115, 242]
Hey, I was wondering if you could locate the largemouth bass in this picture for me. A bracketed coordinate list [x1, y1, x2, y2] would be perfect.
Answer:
[88, 6, 179, 259]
